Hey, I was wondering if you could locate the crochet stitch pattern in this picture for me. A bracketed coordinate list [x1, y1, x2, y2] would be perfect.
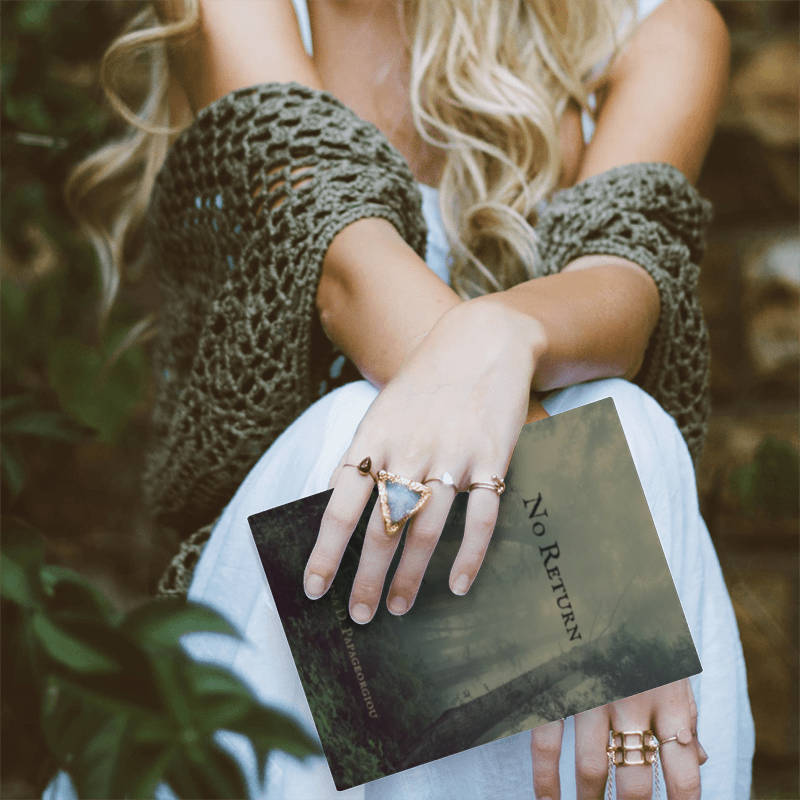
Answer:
[143, 82, 428, 538]
[534, 162, 712, 465]
[144, 86, 712, 595]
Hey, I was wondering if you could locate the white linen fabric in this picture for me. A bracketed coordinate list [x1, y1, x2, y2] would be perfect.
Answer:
[43, 373, 755, 800]
[44, 1, 754, 798]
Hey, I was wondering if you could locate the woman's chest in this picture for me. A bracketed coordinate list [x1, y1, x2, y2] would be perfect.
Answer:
[307, 0, 446, 187]
[305, 0, 585, 190]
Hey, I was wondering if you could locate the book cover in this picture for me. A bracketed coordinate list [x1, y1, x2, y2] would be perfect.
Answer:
[247, 397, 702, 790]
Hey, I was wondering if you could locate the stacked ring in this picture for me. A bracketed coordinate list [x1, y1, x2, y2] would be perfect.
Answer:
[468, 475, 506, 496]
[342, 459, 507, 534]
[607, 730, 659, 766]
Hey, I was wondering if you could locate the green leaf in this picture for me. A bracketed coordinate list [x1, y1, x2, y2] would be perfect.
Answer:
[45, 681, 176, 798]
[183, 660, 254, 701]
[32, 613, 120, 673]
[40, 614, 164, 712]
[70, 711, 128, 799]
[730, 462, 758, 513]
[2, 522, 45, 566]
[182, 659, 321, 773]
[228, 706, 322, 767]
[2, 409, 94, 440]
[189, 694, 252, 734]
[41, 566, 120, 623]
[121, 599, 242, 651]
[164, 745, 249, 800]
[730, 436, 800, 517]
[129, 713, 175, 746]
[109, 739, 177, 800]
[1, 440, 26, 497]
[47, 334, 146, 444]
[1, 549, 41, 608]
[0, 393, 36, 416]
[42, 682, 101, 763]
[56, 666, 163, 717]
[16, 1, 55, 33]
[0, 525, 45, 606]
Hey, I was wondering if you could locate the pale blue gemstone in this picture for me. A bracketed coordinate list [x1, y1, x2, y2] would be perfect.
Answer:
[329, 354, 346, 379]
[385, 480, 422, 523]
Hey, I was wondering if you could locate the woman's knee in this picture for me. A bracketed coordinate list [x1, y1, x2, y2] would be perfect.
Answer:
[542, 378, 693, 483]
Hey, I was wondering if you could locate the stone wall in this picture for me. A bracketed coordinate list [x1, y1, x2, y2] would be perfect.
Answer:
[699, 3, 799, 797]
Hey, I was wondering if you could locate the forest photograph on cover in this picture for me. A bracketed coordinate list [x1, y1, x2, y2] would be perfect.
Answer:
[249, 399, 701, 790]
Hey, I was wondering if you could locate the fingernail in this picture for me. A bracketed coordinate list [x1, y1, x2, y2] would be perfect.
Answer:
[388, 596, 407, 615]
[453, 574, 470, 595]
[350, 603, 372, 624]
[304, 574, 326, 599]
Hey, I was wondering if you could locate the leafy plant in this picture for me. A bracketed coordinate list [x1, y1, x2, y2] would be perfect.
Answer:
[1, 393, 94, 498]
[2, 524, 322, 798]
[2, 0, 153, 451]
[730, 436, 800, 517]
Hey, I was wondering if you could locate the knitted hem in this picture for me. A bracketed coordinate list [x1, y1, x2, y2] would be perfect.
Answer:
[156, 520, 216, 599]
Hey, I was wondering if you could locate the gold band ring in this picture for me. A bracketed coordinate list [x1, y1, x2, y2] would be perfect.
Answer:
[423, 471, 459, 491]
[467, 475, 506, 496]
[343, 457, 375, 480]
[659, 727, 694, 746]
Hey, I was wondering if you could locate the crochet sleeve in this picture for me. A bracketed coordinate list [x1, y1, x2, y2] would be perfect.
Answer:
[143, 83, 428, 534]
[533, 162, 713, 464]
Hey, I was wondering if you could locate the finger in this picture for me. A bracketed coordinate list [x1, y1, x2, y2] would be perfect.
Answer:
[448, 484, 500, 595]
[686, 685, 708, 766]
[348, 499, 403, 624]
[530, 718, 565, 800]
[609, 703, 655, 800]
[386, 485, 456, 615]
[655, 682, 702, 800]
[574, 705, 612, 800]
[304, 466, 376, 600]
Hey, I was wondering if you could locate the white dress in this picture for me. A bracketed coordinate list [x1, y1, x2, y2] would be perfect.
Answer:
[45, 1, 754, 798]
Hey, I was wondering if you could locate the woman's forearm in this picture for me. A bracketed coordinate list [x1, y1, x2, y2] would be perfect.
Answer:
[317, 217, 461, 388]
[319, 220, 660, 393]
[479, 255, 661, 391]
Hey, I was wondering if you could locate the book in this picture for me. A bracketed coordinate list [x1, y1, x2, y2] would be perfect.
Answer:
[247, 397, 702, 790]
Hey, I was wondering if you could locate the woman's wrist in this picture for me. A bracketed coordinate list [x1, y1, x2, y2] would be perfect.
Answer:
[469, 261, 659, 392]
[439, 295, 546, 383]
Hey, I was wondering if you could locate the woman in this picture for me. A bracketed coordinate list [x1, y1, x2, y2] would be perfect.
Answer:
[56, 0, 754, 797]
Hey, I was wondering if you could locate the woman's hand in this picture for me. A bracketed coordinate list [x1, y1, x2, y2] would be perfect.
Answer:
[530, 678, 709, 800]
[303, 298, 546, 623]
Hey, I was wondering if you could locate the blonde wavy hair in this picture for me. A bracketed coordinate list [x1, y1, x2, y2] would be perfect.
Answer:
[67, 0, 637, 323]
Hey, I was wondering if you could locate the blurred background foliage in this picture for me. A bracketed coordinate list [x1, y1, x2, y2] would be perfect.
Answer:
[2, 523, 320, 798]
[1, 1, 151, 451]
[0, 0, 797, 798]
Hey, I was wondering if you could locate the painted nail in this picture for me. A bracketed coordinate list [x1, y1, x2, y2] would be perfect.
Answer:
[304, 574, 326, 599]
[453, 574, 470, 595]
[350, 603, 372, 624]
[388, 596, 407, 615]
